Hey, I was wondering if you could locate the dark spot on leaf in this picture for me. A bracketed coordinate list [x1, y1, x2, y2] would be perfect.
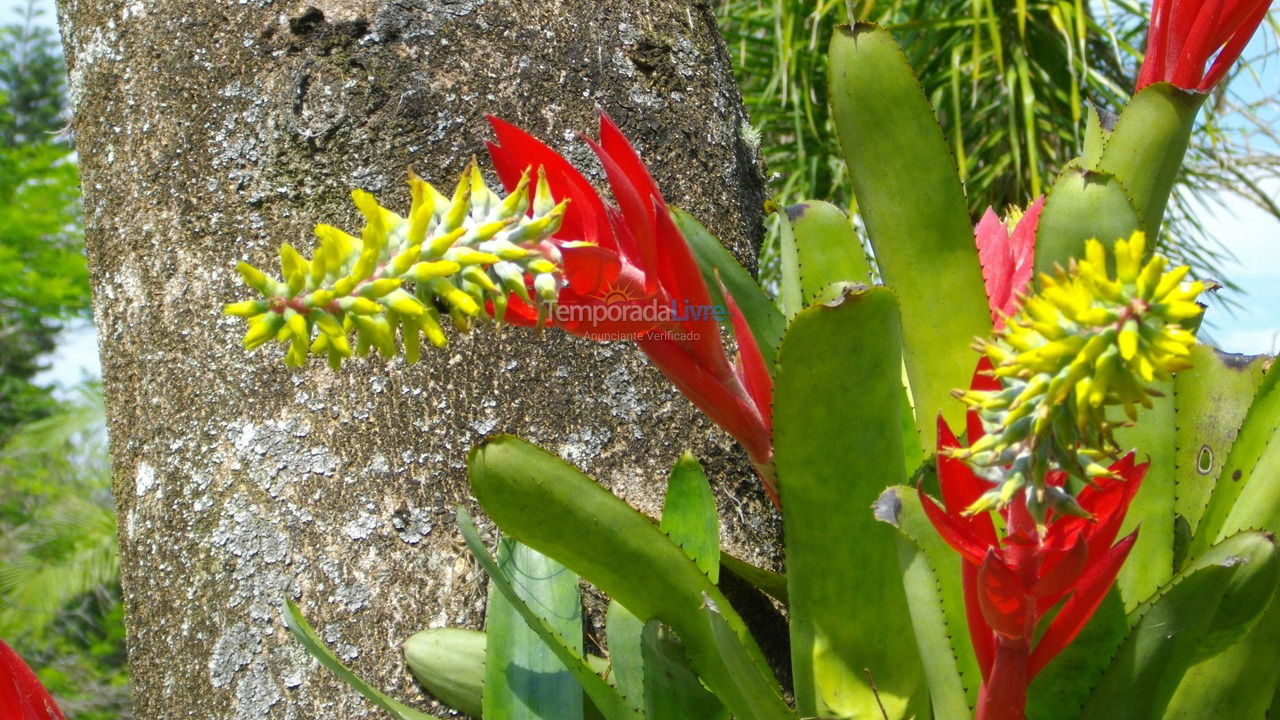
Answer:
[1232, 469, 1243, 481]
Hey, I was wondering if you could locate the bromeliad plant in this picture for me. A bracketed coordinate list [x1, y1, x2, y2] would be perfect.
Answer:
[225, 4, 1280, 720]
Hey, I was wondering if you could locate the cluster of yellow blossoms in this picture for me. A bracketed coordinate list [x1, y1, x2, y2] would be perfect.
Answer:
[224, 163, 566, 368]
[955, 232, 1205, 520]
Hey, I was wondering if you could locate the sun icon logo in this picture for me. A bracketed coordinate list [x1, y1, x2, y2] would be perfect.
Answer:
[594, 278, 644, 305]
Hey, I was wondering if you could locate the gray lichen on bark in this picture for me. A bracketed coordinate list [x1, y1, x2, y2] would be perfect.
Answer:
[57, 0, 773, 716]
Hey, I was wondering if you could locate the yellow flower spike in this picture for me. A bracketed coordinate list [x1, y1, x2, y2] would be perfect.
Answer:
[308, 290, 335, 308]
[533, 168, 556, 216]
[386, 289, 426, 317]
[420, 309, 447, 348]
[468, 161, 498, 218]
[407, 172, 441, 245]
[352, 189, 402, 246]
[332, 277, 358, 296]
[314, 313, 344, 338]
[242, 313, 281, 350]
[401, 317, 422, 364]
[428, 278, 480, 316]
[471, 218, 517, 243]
[280, 243, 307, 283]
[1153, 265, 1190, 300]
[327, 331, 352, 357]
[446, 248, 501, 266]
[462, 266, 499, 294]
[1118, 321, 1140, 360]
[1136, 256, 1165, 298]
[1083, 239, 1107, 272]
[314, 225, 356, 272]
[227, 165, 574, 368]
[353, 314, 395, 358]
[527, 258, 558, 275]
[954, 231, 1205, 517]
[286, 311, 308, 342]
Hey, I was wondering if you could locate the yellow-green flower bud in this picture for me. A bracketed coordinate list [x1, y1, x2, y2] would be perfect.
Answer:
[224, 300, 266, 317]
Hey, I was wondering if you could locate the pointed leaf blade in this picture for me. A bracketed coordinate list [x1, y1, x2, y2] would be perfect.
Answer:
[828, 22, 991, 451]
[457, 512, 639, 720]
[660, 452, 720, 583]
[281, 598, 444, 720]
[774, 286, 927, 718]
[482, 537, 586, 720]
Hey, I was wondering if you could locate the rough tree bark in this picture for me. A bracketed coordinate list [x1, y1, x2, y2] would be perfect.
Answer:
[57, 0, 772, 717]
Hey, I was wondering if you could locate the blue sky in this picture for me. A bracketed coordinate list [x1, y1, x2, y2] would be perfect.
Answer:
[12, 0, 1279, 390]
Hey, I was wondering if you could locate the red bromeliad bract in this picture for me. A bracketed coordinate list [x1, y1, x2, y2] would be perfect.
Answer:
[920, 384, 1146, 720]
[0, 638, 66, 720]
[974, 197, 1043, 327]
[485, 114, 776, 501]
[1136, 0, 1272, 93]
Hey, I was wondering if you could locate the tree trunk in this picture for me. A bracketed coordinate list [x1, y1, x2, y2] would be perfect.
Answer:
[57, 0, 770, 716]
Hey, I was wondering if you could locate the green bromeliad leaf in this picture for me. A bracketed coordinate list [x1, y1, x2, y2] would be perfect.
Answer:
[481, 536, 586, 720]
[773, 286, 927, 719]
[1172, 346, 1269, 552]
[1190, 358, 1280, 558]
[1079, 531, 1280, 719]
[1032, 165, 1141, 277]
[226, 163, 567, 368]
[828, 22, 991, 452]
[784, 200, 871, 305]
[458, 511, 638, 720]
[672, 207, 785, 367]
[466, 436, 795, 720]
[281, 598, 444, 720]
[874, 483, 976, 717]
[660, 452, 720, 583]
[404, 628, 486, 718]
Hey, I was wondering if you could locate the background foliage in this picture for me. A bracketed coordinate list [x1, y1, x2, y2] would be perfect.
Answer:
[719, 0, 1280, 301]
[0, 2, 129, 717]
[0, 0, 86, 439]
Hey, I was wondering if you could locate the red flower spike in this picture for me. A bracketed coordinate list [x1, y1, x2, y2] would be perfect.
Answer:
[924, 368, 1147, 719]
[0, 638, 67, 720]
[975, 197, 1042, 327]
[1136, 0, 1271, 93]
[482, 114, 775, 497]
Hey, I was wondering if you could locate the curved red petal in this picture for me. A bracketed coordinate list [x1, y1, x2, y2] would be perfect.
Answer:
[559, 243, 623, 297]
[1032, 532, 1089, 609]
[919, 486, 993, 565]
[486, 116, 612, 249]
[0, 638, 67, 720]
[722, 274, 773, 432]
[978, 550, 1033, 638]
[1029, 530, 1138, 677]
[964, 561, 997, 680]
